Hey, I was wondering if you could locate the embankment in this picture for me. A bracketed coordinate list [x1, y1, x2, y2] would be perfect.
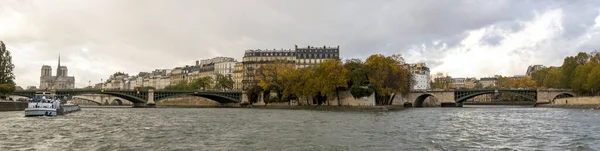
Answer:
[244, 104, 405, 111]
[0, 101, 27, 111]
[536, 96, 600, 109]
[464, 101, 535, 105]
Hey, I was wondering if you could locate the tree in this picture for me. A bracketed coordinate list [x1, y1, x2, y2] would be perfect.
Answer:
[365, 54, 412, 105]
[0, 41, 15, 97]
[256, 60, 297, 102]
[313, 58, 348, 105]
[164, 80, 192, 90]
[585, 53, 600, 95]
[214, 73, 234, 91]
[474, 82, 483, 89]
[344, 58, 371, 88]
[293, 68, 319, 105]
[245, 85, 263, 104]
[560, 52, 589, 88]
[191, 77, 213, 90]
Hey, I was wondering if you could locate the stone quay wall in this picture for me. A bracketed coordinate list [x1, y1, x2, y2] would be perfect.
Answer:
[156, 96, 220, 107]
[0, 102, 28, 111]
[536, 96, 600, 109]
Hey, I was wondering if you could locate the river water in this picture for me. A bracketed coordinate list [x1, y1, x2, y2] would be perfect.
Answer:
[1, 106, 599, 150]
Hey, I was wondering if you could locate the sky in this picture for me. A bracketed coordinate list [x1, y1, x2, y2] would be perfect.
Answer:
[1, 0, 600, 88]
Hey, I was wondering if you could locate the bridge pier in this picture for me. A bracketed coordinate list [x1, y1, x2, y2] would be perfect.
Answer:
[146, 89, 156, 108]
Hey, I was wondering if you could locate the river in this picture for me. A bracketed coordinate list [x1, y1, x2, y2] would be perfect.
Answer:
[1, 107, 599, 150]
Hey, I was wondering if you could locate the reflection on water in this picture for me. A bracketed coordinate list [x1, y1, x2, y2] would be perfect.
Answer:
[1, 107, 599, 150]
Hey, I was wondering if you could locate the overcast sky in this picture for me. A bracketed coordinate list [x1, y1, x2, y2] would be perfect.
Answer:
[1, 0, 600, 88]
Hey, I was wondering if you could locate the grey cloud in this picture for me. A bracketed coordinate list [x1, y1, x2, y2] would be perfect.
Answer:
[1, 0, 599, 87]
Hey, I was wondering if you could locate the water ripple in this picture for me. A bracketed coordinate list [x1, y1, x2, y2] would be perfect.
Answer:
[1, 107, 599, 150]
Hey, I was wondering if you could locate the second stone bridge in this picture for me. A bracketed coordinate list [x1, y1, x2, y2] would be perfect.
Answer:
[402, 89, 575, 107]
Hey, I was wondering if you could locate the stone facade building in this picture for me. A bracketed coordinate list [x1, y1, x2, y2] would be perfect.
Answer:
[241, 45, 340, 90]
[215, 61, 236, 76]
[479, 77, 497, 88]
[405, 63, 430, 75]
[104, 72, 129, 90]
[242, 49, 297, 90]
[39, 55, 75, 90]
[295, 45, 340, 68]
[465, 77, 476, 89]
[233, 62, 243, 90]
[451, 78, 466, 89]
[526, 65, 546, 76]
[412, 74, 431, 90]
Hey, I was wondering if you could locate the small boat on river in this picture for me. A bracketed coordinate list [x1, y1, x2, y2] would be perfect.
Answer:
[24, 92, 81, 117]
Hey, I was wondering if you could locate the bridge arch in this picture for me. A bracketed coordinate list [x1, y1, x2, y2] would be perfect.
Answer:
[552, 92, 575, 102]
[413, 94, 438, 107]
[71, 97, 102, 105]
[110, 99, 124, 105]
[455, 91, 536, 103]
[155, 93, 240, 104]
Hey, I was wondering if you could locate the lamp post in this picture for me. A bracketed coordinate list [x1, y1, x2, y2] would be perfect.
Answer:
[101, 79, 103, 90]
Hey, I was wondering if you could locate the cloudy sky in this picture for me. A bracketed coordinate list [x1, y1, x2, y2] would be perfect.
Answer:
[1, 0, 600, 88]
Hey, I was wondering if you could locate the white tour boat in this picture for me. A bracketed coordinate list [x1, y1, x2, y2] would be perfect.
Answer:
[24, 93, 80, 117]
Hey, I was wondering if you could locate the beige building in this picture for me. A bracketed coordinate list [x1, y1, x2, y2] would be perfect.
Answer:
[104, 72, 129, 90]
[170, 67, 183, 85]
[479, 77, 497, 88]
[242, 49, 296, 90]
[215, 61, 237, 76]
[233, 62, 243, 90]
[451, 78, 466, 89]
[465, 77, 476, 89]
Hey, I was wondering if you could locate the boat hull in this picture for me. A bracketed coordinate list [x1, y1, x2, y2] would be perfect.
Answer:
[24, 108, 57, 117]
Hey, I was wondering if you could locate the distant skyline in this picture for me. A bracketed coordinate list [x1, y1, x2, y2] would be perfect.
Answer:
[1, 0, 600, 88]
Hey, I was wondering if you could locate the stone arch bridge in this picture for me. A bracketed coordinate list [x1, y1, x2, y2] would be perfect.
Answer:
[403, 89, 574, 107]
[11, 89, 242, 107]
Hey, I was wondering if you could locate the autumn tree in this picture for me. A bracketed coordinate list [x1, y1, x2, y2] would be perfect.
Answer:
[0, 41, 15, 97]
[256, 60, 297, 102]
[312, 58, 348, 105]
[293, 68, 318, 105]
[365, 54, 412, 105]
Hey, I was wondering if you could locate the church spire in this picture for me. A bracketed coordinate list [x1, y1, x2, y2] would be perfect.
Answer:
[57, 53, 61, 76]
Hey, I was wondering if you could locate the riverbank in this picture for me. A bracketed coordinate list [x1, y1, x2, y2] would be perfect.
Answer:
[82, 104, 406, 111]
[464, 101, 535, 105]
[535, 96, 600, 109]
[536, 104, 600, 109]
[243, 104, 405, 111]
[0, 102, 27, 111]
